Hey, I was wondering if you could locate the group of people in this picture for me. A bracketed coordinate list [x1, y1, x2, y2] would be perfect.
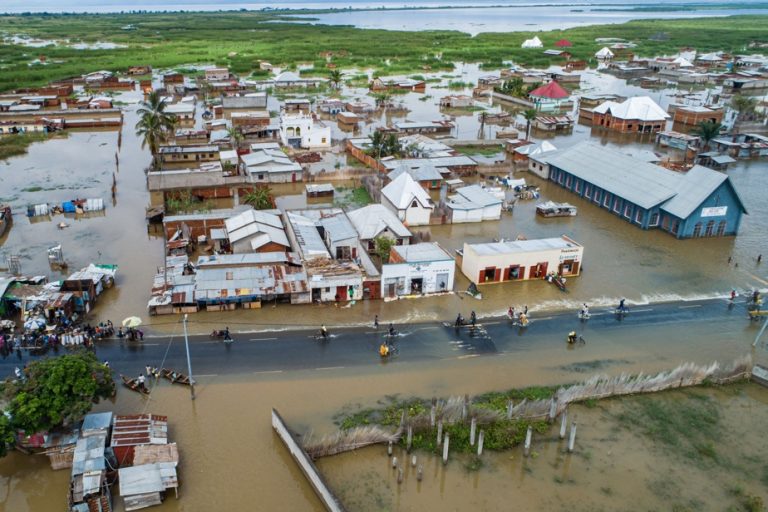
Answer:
[507, 306, 529, 326]
[117, 326, 144, 341]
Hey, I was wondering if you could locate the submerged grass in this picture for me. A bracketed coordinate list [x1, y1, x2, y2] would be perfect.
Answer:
[452, 144, 504, 157]
[1, 12, 767, 90]
[0, 132, 53, 161]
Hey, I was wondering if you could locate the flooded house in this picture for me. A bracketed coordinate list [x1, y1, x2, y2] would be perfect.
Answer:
[163, 102, 195, 126]
[591, 96, 669, 133]
[162, 206, 253, 242]
[370, 77, 426, 93]
[283, 98, 312, 114]
[670, 105, 724, 128]
[280, 113, 331, 149]
[346, 204, 412, 254]
[394, 120, 455, 136]
[69, 412, 114, 512]
[460, 235, 583, 285]
[381, 243, 455, 298]
[655, 130, 701, 151]
[445, 185, 503, 223]
[540, 142, 747, 238]
[204, 67, 230, 82]
[528, 80, 572, 113]
[229, 111, 270, 129]
[386, 163, 444, 190]
[532, 114, 573, 132]
[514, 140, 557, 168]
[221, 92, 268, 112]
[241, 142, 303, 183]
[439, 95, 473, 108]
[223, 208, 291, 254]
[710, 133, 768, 158]
[158, 145, 219, 165]
[381, 173, 435, 227]
[317, 99, 346, 114]
[60, 264, 118, 312]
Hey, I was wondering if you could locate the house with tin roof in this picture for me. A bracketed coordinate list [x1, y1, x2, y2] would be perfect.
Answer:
[541, 142, 746, 238]
[381, 173, 435, 226]
[446, 185, 503, 223]
[592, 96, 670, 133]
[347, 204, 412, 254]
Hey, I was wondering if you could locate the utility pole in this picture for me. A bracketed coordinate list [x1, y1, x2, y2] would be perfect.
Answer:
[183, 314, 195, 400]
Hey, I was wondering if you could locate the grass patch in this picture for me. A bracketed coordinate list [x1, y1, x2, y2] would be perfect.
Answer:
[452, 144, 504, 157]
[613, 390, 723, 464]
[0, 132, 51, 161]
[1, 12, 767, 90]
[334, 186, 372, 208]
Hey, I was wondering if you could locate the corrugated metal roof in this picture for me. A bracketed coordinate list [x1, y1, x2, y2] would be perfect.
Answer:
[71, 432, 107, 477]
[382, 173, 433, 210]
[661, 165, 729, 218]
[197, 252, 299, 267]
[545, 142, 679, 209]
[286, 211, 331, 259]
[82, 412, 113, 434]
[347, 204, 412, 240]
[453, 185, 503, 208]
[388, 164, 443, 183]
[469, 236, 581, 256]
[392, 242, 452, 263]
[319, 213, 359, 243]
[111, 414, 169, 448]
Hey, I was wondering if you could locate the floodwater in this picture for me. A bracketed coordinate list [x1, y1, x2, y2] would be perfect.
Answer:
[1, 312, 766, 511]
[1, 64, 767, 335]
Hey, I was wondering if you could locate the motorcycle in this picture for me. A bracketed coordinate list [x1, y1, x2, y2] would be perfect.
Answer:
[578, 311, 591, 321]
[210, 329, 229, 339]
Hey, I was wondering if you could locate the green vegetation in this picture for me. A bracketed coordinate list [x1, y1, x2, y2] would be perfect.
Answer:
[0, 132, 53, 161]
[0, 414, 15, 458]
[374, 236, 395, 263]
[334, 185, 372, 209]
[135, 90, 177, 168]
[614, 391, 722, 464]
[447, 80, 473, 89]
[165, 189, 216, 214]
[453, 144, 503, 157]
[1, 12, 767, 90]
[692, 121, 723, 150]
[242, 186, 274, 209]
[1, 351, 115, 452]
[368, 131, 402, 159]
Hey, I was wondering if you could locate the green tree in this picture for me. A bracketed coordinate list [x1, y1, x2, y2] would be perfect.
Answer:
[383, 133, 402, 158]
[242, 186, 273, 209]
[226, 126, 244, 151]
[374, 236, 396, 263]
[368, 130, 386, 159]
[135, 91, 177, 169]
[692, 121, 722, 151]
[523, 109, 538, 139]
[328, 69, 343, 89]
[7, 350, 114, 435]
[731, 94, 757, 123]
[0, 413, 15, 458]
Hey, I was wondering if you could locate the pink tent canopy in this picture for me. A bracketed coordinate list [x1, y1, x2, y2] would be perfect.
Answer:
[529, 80, 569, 99]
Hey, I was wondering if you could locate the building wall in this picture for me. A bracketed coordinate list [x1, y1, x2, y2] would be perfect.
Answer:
[309, 274, 364, 302]
[231, 239, 287, 254]
[673, 109, 724, 127]
[528, 158, 550, 179]
[592, 112, 666, 133]
[450, 208, 484, 223]
[461, 241, 583, 285]
[547, 165, 743, 238]
[403, 203, 432, 227]
[381, 260, 455, 297]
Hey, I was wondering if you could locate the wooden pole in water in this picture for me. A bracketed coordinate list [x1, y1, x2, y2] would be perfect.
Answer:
[548, 398, 557, 422]
[417, 465, 424, 481]
[524, 426, 532, 457]
[469, 417, 477, 446]
[407, 425, 413, 452]
[568, 422, 577, 453]
[559, 409, 568, 439]
[506, 400, 514, 419]
[397, 468, 403, 484]
[387, 441, 393, 456]
[411, 455, 417, 467]
[442, 433, 450, 465]
[437, 420, 443, 447]
[392, 456, 398, 468]
[477, 430, 485, 456]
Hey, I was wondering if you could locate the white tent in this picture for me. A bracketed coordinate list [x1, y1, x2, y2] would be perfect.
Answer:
[672, 56, 694, 67]
[595, 47, 614, 59]
[521, 36, 543, 49]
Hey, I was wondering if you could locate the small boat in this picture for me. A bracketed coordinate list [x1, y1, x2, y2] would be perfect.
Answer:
[120, 374, 149, 395]
[545, 272, 567, 292]
[536, 201, 578, 217]
[0, 205, 11, 237]
[160, 368, 194, 386]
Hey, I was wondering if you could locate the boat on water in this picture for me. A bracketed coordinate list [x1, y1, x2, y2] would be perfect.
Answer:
[536, 201, 578, 217]
[0, 205, 12, 237]
[120, 374, 150, 395]
[160, 368, 194, 386]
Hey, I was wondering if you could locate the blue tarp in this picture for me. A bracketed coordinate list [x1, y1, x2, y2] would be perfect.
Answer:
[62, 201, 76, 213]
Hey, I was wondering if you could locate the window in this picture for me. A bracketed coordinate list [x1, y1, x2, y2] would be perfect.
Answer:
[705, 220, 715, 237]
[566, 175, 572, 187]
[321, 138, 327, 144]
[624, 204, 632, 219]
[613, 198, 620, 213]
[603, 193, 611, 208]
[662, 215, 670, 230]
[594, 189, 602, 203]
[574, 180, 581, 193]
[717, 220, 727, 236]
[558, 173, 565, 185]
[693, 222, 702, 237]
[258, 173, 264, 180]
[635, 209, 643, 224]
[649, 212, 659, 226]
[672, 219, 680, 235]
[585, 185, 592, 199]
[411, 200, 419, 208]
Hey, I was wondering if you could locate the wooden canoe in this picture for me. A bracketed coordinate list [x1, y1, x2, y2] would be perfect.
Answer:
[120, 374, 149, 395]
[160, 368, 193, 386]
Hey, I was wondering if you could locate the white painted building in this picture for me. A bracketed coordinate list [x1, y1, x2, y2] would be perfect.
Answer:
[461, 235, 583, 285]
[347, 204, 412, 253]
[241, 142, 303, 183]
[382, 243, 455, 298]
[280, 113, 331, 149]
[381, 173, 434, 227]
[446, 185, 503, 223]
[205, 67, 230, 81]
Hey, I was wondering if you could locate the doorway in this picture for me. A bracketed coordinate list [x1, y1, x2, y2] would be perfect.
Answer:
[410, 278, 423, 294]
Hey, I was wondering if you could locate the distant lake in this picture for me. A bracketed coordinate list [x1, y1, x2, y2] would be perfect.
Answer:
[287, 6, 768, 35]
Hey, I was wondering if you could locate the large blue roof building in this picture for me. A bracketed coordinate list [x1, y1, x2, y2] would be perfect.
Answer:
[541, 142, 747, 238]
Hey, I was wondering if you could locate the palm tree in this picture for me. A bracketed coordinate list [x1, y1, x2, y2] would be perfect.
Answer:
[731, 94, 757, 124]
[369, 130, 386, 159]
[328, 69, 343, 89]
[691, 121, 722, 152]
[135, 91, 177, 169]
[522, 109, 537, 139]
[226, 126, 244, 152]
[384, 133, 402, 158]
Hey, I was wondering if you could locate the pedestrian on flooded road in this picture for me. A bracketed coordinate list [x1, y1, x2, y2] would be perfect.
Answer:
[470, 311, 477, 327]
[374, 315, 379, 329]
